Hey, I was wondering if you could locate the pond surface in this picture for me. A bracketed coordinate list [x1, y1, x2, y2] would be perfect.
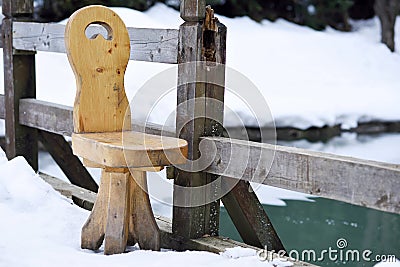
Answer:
[220, 199, 400, 266]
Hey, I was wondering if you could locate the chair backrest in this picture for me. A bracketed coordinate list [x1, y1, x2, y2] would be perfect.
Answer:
[65, 5, 131, 134]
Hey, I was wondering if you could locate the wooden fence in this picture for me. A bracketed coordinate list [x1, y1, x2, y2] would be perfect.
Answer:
[0, 0, 399, 265]
[1, 95, 399, 214]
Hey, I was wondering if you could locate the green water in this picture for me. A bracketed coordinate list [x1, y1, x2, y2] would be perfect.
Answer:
[220, 198, 400, 266]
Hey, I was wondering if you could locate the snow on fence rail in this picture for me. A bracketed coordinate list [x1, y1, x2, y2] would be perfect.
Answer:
[0, 96, 399, 214]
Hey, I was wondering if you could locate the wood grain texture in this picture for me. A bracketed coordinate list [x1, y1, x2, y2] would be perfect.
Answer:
[13, 21, 179, 64]
[2, 0, 33, 17]
[3, 18, 38, 170]
[173, 8, 227, 241]
[19, 98, 73, 136]
[18, 98, 176, 137]
[173, 21, 211, 240]
[40, 172, 96, 211]
[221, 180, 285, 251]
[72, 131, 188, 168]
[81, 169, 110, 250]
[104, 171, 130, 255]
[129, 170, 160, 250]
[0, 94, 5, 119]
[180, 0, 206, 21]
[202, 137, 400, 214]
[65, 6, 131, 134]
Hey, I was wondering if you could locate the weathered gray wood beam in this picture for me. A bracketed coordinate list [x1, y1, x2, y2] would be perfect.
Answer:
[38, 130, 98, 192]
[3, 0, 38, 170]
[39, 173, 318, 266]
[221, 180, 285, 251]
[12, 22, 179, 64]
[0, 94, 5, 119]
[40, 172, 97, 211]
[2, 0, 33, 17]
[19, 98, 73, 136]
[0, 24, 3, 48]
[173, 2, 223, 240]
[202, 137, 400, 214]
[18, 98, 175, 137]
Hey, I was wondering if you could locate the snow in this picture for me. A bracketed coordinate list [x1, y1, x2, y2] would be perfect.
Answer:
[0, 4, 399, 266]
[0, 148, 398, 266]
[0, 4, 399, 131]
[0, 147, 294, 267]
[221, 247, 257, 258]
[374, 260, 400, 267]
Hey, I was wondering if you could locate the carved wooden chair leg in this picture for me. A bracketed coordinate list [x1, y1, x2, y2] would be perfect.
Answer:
[81, 169, 110, 250]
[129, 170, 160, 251]
[104, 170, 131, 255]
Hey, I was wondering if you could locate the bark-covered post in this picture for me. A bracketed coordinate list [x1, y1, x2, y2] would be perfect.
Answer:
[374, 0, 400, 52]
[3, 0, 38, 170]
[173, 0, 227, 241]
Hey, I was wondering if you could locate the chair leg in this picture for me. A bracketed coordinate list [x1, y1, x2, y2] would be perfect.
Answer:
[81, 169, 110, 250]
[104, 171, 130, 255]
[128, 170, 160, 251]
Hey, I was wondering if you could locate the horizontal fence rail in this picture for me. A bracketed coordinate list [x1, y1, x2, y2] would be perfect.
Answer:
[17, 98, 175, 137]
[0, 95, 399, 214]
[201, 137, 400, 214]
[12, 22, 179, 64]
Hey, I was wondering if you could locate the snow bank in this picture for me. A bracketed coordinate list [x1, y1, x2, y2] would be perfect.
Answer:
[374, 260, 400, 267]
[0, 147, 296, 267]
[221, 247, 257, 258]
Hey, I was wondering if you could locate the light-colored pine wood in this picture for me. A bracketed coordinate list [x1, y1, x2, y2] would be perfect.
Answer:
[72, 131, 187, 168]
[129, 170, 160, 250]
[104, 171, 130, 255]
[65, 5, 131, 133]
[17, 98, 177, 137]
[66, 5, 187, 255]
[81, 169, 110, 250]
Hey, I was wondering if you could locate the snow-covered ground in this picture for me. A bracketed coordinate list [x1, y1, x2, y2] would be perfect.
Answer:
[2, 148, 399, 267]
[0, 149, 296, 267]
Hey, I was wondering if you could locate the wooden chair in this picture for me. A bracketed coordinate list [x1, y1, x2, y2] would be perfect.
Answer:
[64, 5, 188, 255]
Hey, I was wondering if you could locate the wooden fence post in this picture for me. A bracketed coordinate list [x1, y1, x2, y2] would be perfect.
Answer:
[173, 0, 226, 241]
[3, 0, 38, 170]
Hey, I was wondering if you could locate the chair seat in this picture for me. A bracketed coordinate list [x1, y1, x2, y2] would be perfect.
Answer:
[72, 131, 188, 168]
